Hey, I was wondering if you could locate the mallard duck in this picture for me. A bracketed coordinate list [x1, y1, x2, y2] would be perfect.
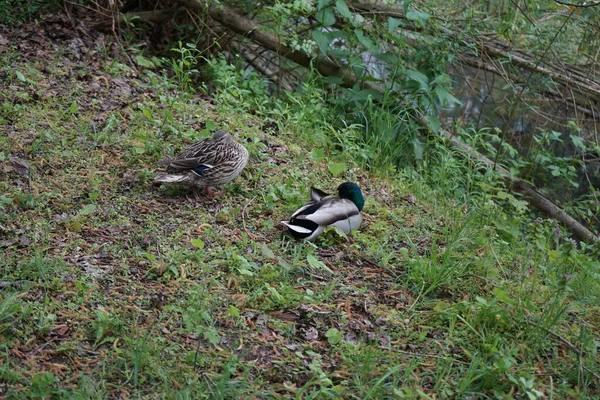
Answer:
[154, 130, 249, 196]
[282, 182, 365, 241]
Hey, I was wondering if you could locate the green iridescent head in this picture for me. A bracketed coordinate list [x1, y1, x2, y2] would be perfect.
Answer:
[337, 182, 364, 211]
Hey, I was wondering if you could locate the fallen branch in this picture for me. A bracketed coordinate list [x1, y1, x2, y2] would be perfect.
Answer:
[439, 128, 599, 243]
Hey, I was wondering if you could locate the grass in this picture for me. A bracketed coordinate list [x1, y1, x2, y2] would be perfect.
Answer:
[1, 19, 599, 400]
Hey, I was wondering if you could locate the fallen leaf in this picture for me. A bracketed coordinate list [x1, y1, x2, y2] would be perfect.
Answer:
[9, 156, 30, 175]
[301, 326, 319, 341]
[405, 194, 417, 205]
[52, 325, 70, 337]
[18, 235, 32, 247]
[270, 311, 300, 322]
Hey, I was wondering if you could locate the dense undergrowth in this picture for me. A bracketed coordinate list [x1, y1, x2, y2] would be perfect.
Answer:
[1, 15, 600, 400]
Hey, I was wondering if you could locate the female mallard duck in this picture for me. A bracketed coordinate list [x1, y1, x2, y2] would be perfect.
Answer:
[282, 182, 365, 241]
[154, 130, 249, 196]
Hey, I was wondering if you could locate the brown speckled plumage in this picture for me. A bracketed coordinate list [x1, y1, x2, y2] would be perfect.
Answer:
[154, 130, 249, 192]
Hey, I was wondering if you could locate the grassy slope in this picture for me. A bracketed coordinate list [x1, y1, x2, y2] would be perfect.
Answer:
[1, 20, 599, 399]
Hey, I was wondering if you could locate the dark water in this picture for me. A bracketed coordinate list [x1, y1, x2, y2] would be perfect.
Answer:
[443, 65, 600, 194]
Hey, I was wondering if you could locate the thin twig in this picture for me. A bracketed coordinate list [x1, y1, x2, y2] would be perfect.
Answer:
[241, 196, 261, 240]
[531, 322, 600, 382]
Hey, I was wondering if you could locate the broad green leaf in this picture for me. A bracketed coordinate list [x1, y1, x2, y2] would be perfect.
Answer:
[307, 254, 333, 273]
[227, 305, 240, 317]
[335, 0, 353, 19]
[348, 56, 365, 76]
[311, 148, 325, 162]
[135, 55, 155, 68]
[205, 121, 218, 131]
[261, 243, 275, 259]
[328, 48, 352, 58]
[434, 86, 462, 107]
[203, 327, 220, 346]
[0, 195, 12, 205]
[403, 69, 429, 91]
[569, 134, 586, 151]
[318, 0, 332, 9]
[71, 220, 82, 232]
[406, 9, 431, 25]
[238, 268, 254, 276]
[327, 29, 350, 40]
[402, 0, 411, 13]
[325, 328, 343, 345]
[424, 115, 440, 134]
[548, 250, 560, 262]
[316, 6, 336, 26]
[433, 301, 451, 312]
[191, 238, 204, 249]
[375, 51, 399, 64]
[323, 76, 344, 85]
[78, 204, 96, 216]
[265, 284, 283, 301]
[139, 105, 153, 121]
[509, 198, 529, 212]
[277, 256, 291, 270]
[388, 17, 404, 32]
[566, 120, 580, 131]
[312, 30, 330, 55]
[493, 288, 514, 304]
[68, 101, 78, 114]
[346, 88, 383, 102]
[151, 56, 163, 67]
[15, 70, 26, 82]
[327, 161, 347, 176]
[355, 30, 375, 51]
[411, 138, 424, 160]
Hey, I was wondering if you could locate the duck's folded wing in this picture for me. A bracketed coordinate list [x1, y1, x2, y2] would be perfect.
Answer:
[177, 137, 214, 159]
[289, 200, 320, 219]
[310, 187, 329, 201]
[298, 198, 360, 226]
[166, 157, 210, 172]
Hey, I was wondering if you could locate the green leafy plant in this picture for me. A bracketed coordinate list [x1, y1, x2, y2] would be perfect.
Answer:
[167, 41, 203, 93]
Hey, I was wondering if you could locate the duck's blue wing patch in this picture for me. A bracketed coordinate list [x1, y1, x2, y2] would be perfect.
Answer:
[191, 164, 214, 176]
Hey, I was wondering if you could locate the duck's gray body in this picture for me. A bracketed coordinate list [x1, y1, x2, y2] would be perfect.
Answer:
[282, 182, 365, 241]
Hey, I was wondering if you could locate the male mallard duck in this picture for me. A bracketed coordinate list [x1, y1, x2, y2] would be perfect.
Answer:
[281, 182, 365, 241]
[154, 130, 249, 196]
